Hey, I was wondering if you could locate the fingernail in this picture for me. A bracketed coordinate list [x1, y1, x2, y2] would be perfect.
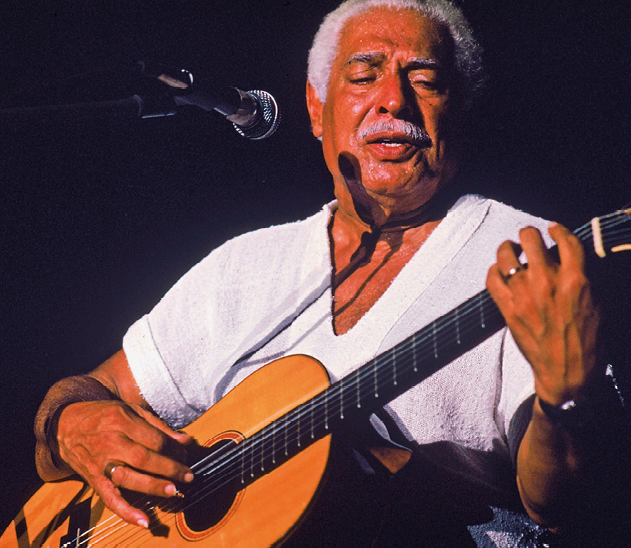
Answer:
[184, 472, 194, 483]
[137, 518, 149, 529]
[165, 484, 176, 496]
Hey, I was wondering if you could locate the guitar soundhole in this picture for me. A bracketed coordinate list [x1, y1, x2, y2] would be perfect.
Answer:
[176, 436, 245, 537]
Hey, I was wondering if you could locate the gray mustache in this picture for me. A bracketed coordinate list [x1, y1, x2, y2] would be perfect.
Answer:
[358, 120, 431, 145]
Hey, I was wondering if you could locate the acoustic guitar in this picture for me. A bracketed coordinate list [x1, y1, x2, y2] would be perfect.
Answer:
[2, 208, 630, 548]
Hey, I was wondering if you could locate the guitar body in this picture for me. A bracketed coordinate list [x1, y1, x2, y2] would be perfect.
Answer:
[1, 355, 335, 547]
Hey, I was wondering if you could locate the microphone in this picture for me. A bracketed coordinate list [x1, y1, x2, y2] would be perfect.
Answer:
[174, 87, 281, 140]
[138, 63, 281, 140]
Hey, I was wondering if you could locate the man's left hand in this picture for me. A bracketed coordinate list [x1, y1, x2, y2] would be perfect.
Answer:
[487, 223, 601, 405]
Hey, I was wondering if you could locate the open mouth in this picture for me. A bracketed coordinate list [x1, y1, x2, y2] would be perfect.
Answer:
[372, 138, 407, 147]
[364, 132, 431, 160]
[365, 132, 431, 148]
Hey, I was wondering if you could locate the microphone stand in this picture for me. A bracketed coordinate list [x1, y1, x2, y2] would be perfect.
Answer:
[0, 96, 147, 126]
[0, 64, 241, 127]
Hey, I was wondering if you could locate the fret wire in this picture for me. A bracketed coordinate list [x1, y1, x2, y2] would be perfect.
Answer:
[374, 359, 378, 397]
[250, 439, 254, 478]
[340, 381, 344, 419]
[412, 332, 418, 372]
[392, 344, 398, 386]
[260, 427, 265, 471]
[456, 308, 461, 344]
[240, 444, 245, 484]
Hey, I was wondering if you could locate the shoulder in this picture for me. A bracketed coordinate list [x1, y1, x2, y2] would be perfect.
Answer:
[454, 194, 549, 226]
[452, 194, 552, 242]
[217, 203, 331, 259]
[169, 203, 333, 293]
[206, 203, 332, 280]
[486, 198, 550, 230]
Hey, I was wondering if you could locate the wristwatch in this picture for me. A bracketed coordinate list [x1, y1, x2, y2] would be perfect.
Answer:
[537, 365, 628, 433]
[537, 397, 594, 431]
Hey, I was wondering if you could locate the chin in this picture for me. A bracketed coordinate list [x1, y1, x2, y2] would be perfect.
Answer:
[363, 172, 441, 200]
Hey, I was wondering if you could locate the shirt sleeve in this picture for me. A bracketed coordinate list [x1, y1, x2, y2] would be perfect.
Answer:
[123, 251, 222, 429]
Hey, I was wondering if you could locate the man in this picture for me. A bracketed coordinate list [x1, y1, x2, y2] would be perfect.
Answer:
[33, 0, 623, 545]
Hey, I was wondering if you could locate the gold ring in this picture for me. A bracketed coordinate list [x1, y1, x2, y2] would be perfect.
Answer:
[104, 462, 120, 481]
[504, 265, 522, 282]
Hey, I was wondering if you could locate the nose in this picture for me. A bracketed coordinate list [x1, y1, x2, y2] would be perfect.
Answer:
[375, 71, 414, 119]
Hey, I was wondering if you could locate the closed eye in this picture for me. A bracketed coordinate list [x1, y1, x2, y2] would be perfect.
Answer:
[348, 73, 377, 84]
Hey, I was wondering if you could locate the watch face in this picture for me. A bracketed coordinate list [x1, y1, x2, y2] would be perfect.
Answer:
[538, 397, 591, 431]
[559, 400, 578, 412]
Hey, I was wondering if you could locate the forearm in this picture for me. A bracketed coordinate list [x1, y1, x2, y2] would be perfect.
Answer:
[516, 380, 625, 531]
[34, 375, 115, 481]
[516, 397, 585, 528]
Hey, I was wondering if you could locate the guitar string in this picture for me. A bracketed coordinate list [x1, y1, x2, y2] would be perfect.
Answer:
[64, 211, 631, 546]
[580, 211, 630, 240]
[179, 210, 631, 476]
[79, 211, 631, 547]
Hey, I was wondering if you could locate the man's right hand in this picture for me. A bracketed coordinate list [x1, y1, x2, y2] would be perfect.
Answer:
[56, 399, 195, 528]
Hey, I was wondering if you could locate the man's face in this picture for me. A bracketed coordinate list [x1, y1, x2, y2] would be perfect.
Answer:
[308, 8, 460, 223]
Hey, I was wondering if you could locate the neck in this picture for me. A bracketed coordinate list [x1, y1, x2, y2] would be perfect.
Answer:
[329, 197, 444, 291]
[333, 186, 457, 244]
[328, 204, 443, 334]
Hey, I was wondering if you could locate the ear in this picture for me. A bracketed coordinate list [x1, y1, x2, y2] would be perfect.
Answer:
[306, 79, 324, 138]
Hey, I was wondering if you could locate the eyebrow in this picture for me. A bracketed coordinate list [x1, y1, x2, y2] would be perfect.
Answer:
[407, 57, 442, 70]
[344, 52, 441, 70]
[344, 52, 386, 67]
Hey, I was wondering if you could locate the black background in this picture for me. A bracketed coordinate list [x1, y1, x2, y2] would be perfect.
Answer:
[1, 0, 629, 531]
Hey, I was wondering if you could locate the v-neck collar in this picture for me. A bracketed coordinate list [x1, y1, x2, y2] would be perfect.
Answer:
[324, 195, 492, 345]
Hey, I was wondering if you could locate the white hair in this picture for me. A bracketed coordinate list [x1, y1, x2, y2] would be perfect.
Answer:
[307, 0, 484, 112]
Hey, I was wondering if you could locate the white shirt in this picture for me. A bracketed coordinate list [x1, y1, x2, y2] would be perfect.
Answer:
[123, 194, 552, 546]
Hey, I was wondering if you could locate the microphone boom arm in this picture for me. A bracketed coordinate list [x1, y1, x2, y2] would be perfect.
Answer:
[0, 63, 281, 140]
